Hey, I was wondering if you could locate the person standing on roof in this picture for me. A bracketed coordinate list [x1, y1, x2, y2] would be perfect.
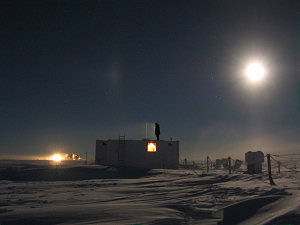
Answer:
[155, 123, 160, 141]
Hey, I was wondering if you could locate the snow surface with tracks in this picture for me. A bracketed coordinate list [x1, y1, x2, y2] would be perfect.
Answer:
[0, 160, 300, 225]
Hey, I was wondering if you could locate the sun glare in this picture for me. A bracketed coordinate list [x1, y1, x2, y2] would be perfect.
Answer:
[50, 154, 62, 162]
[246, 63, 264, 81]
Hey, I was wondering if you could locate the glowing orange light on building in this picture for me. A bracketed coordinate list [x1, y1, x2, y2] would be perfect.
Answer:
[147, 142, 157, 152]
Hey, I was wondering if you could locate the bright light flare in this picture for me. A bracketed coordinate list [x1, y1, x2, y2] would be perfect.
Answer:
[50, 154, 63, 162]
[246, 63, 264, 81]
[147, 142, 157, 152]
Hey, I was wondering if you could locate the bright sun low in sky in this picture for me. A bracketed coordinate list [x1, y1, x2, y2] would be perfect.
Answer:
[246, 63, 265, 81]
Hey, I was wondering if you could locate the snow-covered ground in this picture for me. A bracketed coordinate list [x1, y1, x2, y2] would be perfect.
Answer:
[0, 160, 300, 225]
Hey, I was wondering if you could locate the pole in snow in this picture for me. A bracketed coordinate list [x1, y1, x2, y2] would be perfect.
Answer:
[85, 152, 88, 165]
[207, 156, 209, 173]
[267, 154, 275, 185]
[228, 156, 232, 174]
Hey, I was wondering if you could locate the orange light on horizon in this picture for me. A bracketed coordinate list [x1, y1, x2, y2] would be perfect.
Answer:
[147, 142, 157, 152]
[50, 154, 63, 162]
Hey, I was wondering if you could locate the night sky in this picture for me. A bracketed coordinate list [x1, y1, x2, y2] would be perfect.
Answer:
[1, 0, 299, 159]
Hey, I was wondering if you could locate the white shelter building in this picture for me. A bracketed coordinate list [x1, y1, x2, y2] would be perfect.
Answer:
[95, 139, 179, 169]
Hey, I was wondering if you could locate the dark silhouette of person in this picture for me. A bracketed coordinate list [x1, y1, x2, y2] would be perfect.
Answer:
[155, 123, 160, 140]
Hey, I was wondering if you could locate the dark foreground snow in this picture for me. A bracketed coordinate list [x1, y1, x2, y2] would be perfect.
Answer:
[0, 160, 300, 225]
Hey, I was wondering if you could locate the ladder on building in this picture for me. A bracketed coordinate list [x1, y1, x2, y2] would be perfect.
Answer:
[119, 134, 125, 144]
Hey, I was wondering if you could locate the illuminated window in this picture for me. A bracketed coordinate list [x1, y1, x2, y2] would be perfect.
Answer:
[147, 142, 157, 152]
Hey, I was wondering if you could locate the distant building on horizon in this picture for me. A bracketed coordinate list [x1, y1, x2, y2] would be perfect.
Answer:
[245, 151, 264, 173]
[95, 138, 179, 169]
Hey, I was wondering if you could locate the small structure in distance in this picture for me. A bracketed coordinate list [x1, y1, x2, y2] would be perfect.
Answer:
[245, 151, 264, 173]
[65, 153, 81, 160]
